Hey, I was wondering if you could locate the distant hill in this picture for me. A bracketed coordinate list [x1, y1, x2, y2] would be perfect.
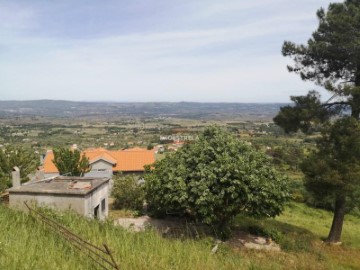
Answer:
[0, 100, 286, 120]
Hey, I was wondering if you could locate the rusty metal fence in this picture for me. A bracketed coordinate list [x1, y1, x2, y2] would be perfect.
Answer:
[24, 202, 120, 270]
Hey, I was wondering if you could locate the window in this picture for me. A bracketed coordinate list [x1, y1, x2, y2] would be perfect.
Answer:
[101, 198, 106, 212]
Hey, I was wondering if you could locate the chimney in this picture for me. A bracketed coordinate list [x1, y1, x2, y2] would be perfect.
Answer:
[12, 166, 21, 188]
[40, 154, 45, 165]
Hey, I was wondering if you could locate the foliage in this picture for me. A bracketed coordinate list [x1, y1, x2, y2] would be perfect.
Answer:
[273, 91, 336, 134]
[0, 171, 7, 193]
[111, 174, 145, 212]
[276, 0, 360, 132]
[302, 118, 360, 211]
[0, 145, 39, 191]
[147, 144, 154, 150]
[282, 0, 360, 94]
[52, 148, 90, 176]
[247, 225, 283, 245]
[266, 145, 304, 170]
[144, 126, 290, 239]
[274, 0, 360, 243]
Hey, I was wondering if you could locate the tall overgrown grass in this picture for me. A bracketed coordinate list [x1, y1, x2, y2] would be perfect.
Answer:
[0, 205, 247, 270]
[0, 203, 359, 269]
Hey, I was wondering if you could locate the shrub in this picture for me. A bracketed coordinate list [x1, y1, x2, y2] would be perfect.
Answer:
[145, 126, 290, 239]
[112, 174, 145, 211]
[247, 225, 282, 243]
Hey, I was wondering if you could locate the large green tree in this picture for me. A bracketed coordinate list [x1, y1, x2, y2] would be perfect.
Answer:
[144, 127, 289, 239]
[0, 146, 39, 191]
[301, 118, 360, 242]
[52, 148, 90, 176]
[274, 0, 360, 243]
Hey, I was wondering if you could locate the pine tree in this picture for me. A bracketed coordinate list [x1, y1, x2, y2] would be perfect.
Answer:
[274, 0, 360, 243]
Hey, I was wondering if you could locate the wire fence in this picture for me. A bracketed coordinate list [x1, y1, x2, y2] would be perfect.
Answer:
[24, 202, 120, 270]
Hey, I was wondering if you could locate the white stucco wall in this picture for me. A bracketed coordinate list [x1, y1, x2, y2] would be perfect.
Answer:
[90, 160, 113, 171]
[84, 183, 109, 220]
[9, 193, 86, 215]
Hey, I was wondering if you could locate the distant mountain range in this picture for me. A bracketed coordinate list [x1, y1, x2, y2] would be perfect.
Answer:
[0, 100, 287, 120]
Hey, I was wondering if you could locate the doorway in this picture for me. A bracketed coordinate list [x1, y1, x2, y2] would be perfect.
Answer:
[94, 205, 100, 219]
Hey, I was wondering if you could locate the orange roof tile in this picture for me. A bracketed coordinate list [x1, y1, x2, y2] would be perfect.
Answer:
[111, 150, 155, 171]
[43, 148, 155, 173]
[43, 151, 58, 173]
[123, 147, 148, 151]
[89, 152, 117, 165]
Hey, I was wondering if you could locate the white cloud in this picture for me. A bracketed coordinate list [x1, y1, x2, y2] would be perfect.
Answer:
[0, 0, 334, 102]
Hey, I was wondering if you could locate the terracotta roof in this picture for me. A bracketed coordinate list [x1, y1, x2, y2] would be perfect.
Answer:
[123, 147, 148, 151]
[111, 151, 155, 171]
[43, 151, 58, 173]
[43, 148, 155, 173]
[88, 152, 117, 165]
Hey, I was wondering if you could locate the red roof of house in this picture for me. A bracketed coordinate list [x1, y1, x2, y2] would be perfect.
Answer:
[43, 148, 155, 173]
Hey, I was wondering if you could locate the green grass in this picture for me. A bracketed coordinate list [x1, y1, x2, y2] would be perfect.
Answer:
[0, 206, 247, 270]
[235, 203, 360, 269]
[277, 203, 360, 249]
[1, 203, 360, 270]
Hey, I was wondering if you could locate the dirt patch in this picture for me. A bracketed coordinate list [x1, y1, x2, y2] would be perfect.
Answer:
[228, 230, 281, 251]
[114, 216, 209, 237]
[114, 216, 281, 251]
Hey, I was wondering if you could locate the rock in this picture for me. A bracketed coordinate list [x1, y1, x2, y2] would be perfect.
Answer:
[327, 241, 342, 246]
[254, 237, 266, 245]
[211, 244, 218, 254]
[229, 231, 281, 252]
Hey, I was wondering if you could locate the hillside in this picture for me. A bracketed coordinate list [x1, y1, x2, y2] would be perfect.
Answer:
[0, 203, 359, 270]
[0, 100, 285, 120]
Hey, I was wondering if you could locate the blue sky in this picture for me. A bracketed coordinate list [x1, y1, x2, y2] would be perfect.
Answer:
[0, 0, 334, 102]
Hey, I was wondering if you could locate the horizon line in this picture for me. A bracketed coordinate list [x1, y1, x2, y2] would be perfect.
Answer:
[0, 99, 290, 104]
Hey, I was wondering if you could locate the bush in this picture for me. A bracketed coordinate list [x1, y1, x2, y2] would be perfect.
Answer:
[112, 174, 145, 211]
[0, 178, 8, 193]
[247, 225, 282, 243]
[145, 126, 290, 239]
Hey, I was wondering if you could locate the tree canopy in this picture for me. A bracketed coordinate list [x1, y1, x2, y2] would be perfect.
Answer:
[112, 174, 145, 212]
[0, 146, 39, 192]
[301, 118, 360, 242]
[283, 0, 360, 91]
[144, 126, 289, 239]
[275, 0, 360, 243]
[52, 148, 90, 176]
[277, 0, 360, 127]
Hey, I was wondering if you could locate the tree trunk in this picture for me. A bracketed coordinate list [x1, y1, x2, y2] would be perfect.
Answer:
[352, 73, 360, 120]
[326, 195, 346, 243]
[217, 217, 232, 240]
[351, 94, 360, 120]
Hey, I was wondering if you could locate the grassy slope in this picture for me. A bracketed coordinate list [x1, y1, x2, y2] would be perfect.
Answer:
[236, 203, 360, 270]
[277, 203, 360, 269]
[0, 203, 359, 270]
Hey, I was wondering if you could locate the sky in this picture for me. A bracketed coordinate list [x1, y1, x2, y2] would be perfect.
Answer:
[0, 0, 334, 102]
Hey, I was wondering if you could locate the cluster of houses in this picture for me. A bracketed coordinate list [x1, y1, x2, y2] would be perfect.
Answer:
[154, 141, 184, 153]
[7, 147, 155, 220]
[41, 147, 155, 178]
